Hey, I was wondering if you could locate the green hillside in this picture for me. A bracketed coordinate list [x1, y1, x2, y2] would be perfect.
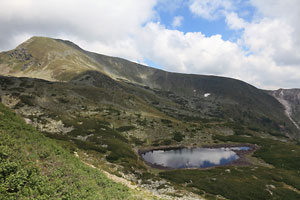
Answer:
[0, 103, 150, 200]
[0, 36, 300, 200]
[0, 36, 299, 138]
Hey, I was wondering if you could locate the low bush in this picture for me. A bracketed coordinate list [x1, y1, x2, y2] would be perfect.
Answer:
[172, 131, 184, 142]
[0, 103, 134, 199]
[116, 125, 135, 132]
[161, 119, 172, 124]
[19, 95, 34, 106]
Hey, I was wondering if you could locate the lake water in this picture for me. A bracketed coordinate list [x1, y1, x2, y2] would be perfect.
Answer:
[141, 147, 250, 169]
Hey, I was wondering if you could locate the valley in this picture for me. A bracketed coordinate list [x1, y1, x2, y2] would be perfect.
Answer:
[0, 37, 300, 200]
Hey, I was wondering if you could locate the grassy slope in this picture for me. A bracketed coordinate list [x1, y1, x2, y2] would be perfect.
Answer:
[0, 103, 143, 200]
[62, 38, 300, 138]
[0, 37, 300, 200]
[0, 36, 298, 138]
[0, 37, 104, 81]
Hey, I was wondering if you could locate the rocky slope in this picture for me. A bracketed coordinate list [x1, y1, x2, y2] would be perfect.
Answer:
[1, 36, 299, 139]
[270, 89, 300, 130]
[0, 102, 162, 200]
[1, 36, 300, 200]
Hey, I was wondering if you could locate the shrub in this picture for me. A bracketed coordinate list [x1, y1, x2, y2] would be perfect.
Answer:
[162, 139, 172, 145]
[57, 97, 69, 103]
[106, 152, 119, 162]
[116, 125, 135, 132]
[19, 95, 34, 106]
[130, 136, 145, 145]
[172, 131, 184, 142]
[161, 119, 172, 124]
[0, 103, 133, 199]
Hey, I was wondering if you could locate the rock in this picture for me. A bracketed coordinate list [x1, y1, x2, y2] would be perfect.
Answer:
[24, 118, 32, 124]
[74, 151, 79, 157]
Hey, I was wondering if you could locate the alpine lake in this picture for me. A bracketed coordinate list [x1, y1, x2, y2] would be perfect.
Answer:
[140, 146, 253, 169]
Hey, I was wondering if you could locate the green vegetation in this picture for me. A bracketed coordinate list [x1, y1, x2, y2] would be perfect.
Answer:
[160, 135, 300, 200]
[72, 138, 107, 153]
[172, 131, 184, 142]
[160, 167, 300, 200]
[162, 139, 172, 145]
[130, 136, 145, 146]
[57, 97, 69, 104]
[1, 36, 300, 199]
[19, 95, 35, 106]
[0, 103, 136, 199]
[116, 125, 136, 132]
[160, 119, 172, 124]
[63, 117, 143, 173]
[213, 135, 300, 171]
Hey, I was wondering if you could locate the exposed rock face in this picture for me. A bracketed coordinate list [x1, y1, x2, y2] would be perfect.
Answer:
[271, 89, 300, 131]
[9, 48, 32, 62]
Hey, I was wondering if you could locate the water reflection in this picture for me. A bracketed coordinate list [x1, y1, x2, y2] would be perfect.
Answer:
[142, 147, 249, 169]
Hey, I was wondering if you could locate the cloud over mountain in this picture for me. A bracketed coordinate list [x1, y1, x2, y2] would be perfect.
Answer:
[0, 0, 300, 89]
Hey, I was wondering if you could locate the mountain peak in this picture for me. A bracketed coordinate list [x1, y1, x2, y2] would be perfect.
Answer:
[17, 36, 56, 49]
[16, 36, 84, 57]
[17, 36, 74, 53]
[0, 36, 300, 139]
[0, 36, 104, 81]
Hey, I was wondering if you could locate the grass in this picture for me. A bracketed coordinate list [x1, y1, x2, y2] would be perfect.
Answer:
[160, 167, 300, 200]
[62, 116, 144, 173]
[116, 125, 136, 132]
[213, 135, 300, 171]
[160, 135, 300, 200]
[0, 103, 140, 199]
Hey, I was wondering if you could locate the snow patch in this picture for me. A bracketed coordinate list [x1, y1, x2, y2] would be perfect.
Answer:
[204, 93, 211, 97]
[273, 90, 300, 130]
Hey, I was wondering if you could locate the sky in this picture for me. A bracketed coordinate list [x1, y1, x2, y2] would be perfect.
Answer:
[0, 0, 300, 89]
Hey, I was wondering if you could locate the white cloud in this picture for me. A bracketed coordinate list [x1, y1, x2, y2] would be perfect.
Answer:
[136, 23, 244, 75]
[189, 0, 233, 20]
[0, 0, 300, 89]
[187, 0, 300, 88]
[225, 12, 247, 30]
[0, 0, 157, 51]
[245, 0, 300, 66]
[172, 16, 183, 28]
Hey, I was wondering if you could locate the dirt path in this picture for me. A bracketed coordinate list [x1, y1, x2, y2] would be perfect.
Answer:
[81, 160, 137, 189]
[80, 160, 163, 199]
[78, 152, 204, 200]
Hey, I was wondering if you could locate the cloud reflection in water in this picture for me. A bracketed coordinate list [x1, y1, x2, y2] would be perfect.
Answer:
[142, 148, 240, 168]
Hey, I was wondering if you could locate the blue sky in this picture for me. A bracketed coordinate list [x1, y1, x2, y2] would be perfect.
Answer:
[0, 0, 300, 89]
[156, 1, 234, 40]
[155, 0, 256, 40]
[141, 0, 258, 70]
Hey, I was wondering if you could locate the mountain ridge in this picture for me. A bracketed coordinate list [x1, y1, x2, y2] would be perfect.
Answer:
[0, 36, 299, 139]
[0, 36, 266, 88]
[1, 36, 300, 200]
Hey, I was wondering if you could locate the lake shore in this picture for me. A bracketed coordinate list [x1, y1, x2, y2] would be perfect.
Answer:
[138, 143, 259, 170]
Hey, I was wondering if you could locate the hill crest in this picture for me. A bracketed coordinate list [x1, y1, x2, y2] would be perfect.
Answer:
[0, 36, 300, 139]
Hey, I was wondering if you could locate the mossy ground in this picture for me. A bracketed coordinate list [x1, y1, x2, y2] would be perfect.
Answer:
[0, 74, 299, 199]
[160, 135, 300, 200]
[0, 103, 153, 199]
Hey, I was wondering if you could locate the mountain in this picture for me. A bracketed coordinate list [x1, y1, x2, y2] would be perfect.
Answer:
[270, 89, 300, 130]
[1, 36, 299, 139]
[1, 36, 300, 200]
